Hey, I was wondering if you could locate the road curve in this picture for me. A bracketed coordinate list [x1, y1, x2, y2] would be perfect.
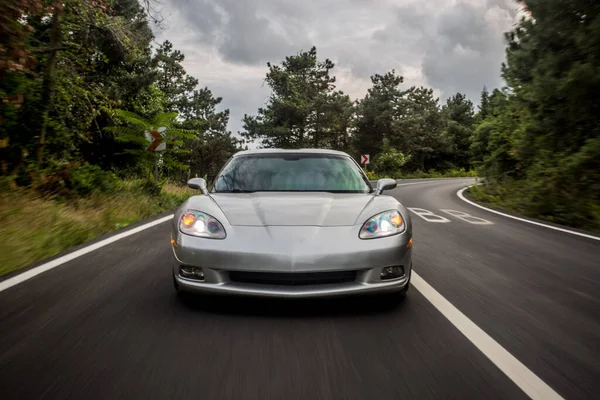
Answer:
[1, 178, 599, 399]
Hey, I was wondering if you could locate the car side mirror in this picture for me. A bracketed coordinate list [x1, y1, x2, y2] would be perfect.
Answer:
[187, 177, 208, 195]
[375, 178, 397, 195]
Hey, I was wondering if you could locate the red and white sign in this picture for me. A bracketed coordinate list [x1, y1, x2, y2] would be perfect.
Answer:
[360, 154, 370, 165]
[145, 127, 166, 152]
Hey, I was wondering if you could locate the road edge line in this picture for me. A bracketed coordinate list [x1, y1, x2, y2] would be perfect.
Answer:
[0, 215, 174, 293]
[412, 271, 564, 400]
[457, 186, 600, 242]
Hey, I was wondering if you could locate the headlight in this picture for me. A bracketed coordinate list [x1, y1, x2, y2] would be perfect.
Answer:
[359, 210, 406, 239]
[179, 210, 226, 239]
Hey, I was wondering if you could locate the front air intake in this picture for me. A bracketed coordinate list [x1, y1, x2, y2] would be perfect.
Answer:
[228, 271, 357, 286]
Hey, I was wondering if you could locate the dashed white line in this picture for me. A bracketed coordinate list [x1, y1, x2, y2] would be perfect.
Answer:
[457, 186, 600, 242]
[412, 271, 564, 400]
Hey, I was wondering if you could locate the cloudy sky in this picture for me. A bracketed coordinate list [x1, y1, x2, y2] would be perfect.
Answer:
[151, 0, 523, 140]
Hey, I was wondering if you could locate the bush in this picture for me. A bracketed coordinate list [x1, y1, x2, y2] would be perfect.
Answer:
[364, 170, 380, 180]
[371, 141, 411, 177]
[468, 184, 502, 204]
[134, 178, 164, 197]
[469, 177, 600, 232]
[69, 164, 121, 196]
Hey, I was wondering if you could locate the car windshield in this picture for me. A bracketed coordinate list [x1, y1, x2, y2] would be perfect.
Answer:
[212, 153, 372, 193]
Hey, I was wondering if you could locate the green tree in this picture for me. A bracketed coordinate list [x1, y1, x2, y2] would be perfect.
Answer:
[0, 0, 157, 179]
[395, 86, 446, 171]
[471, 88, 520, 180]
[153, 40, 199, 113]
[105, 109, 196, 179]
[308, 90, 354, 150]
[1, 0, 239, 198]
[241, 46, 337, 148]
[353, 70, 405, 159]
[471, 88, 511, 172]
[477, 86, 490, 122]
[174, 87, 243, 182]
[441, 92, 475, 169]
[474, 0, 600, 228]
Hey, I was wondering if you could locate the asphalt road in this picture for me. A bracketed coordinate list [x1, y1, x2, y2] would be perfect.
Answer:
[1, 178, 599, 399]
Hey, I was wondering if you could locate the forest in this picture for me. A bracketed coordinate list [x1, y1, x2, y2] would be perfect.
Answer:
[1, 0, 598, 274]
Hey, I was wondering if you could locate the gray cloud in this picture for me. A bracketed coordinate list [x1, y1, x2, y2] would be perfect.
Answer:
[366, 0, 519, 103]
[206, 78, 271, 139]
[153, 0, 521, 138]
[165, 0, 312, 65]
[424, 1, 518, 102]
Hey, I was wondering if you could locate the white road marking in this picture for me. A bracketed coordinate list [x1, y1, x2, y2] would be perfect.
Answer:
[0, 215, 174, 293]
[407, 207, 451, 223]
[412, 271, 564, 400]
[441, 209, 494, 225]
[457, 186, 600, 242]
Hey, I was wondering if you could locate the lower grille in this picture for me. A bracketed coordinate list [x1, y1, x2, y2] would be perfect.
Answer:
[228, 270, 357, 286]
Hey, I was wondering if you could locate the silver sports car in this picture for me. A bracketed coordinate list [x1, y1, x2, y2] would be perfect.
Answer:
[171, 149, 413, 301]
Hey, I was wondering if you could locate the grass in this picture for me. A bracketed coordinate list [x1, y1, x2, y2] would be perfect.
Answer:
[0, 180, 195, 277]
[466, 184, 600, 234]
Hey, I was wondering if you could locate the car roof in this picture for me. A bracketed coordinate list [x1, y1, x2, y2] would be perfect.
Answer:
[232, 148, 351, 157]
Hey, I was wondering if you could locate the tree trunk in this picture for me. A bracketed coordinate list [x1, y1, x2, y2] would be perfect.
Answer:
[36, 4, 63, 169]
[313, 110, 319, 148]
[298, 125, 305, 148]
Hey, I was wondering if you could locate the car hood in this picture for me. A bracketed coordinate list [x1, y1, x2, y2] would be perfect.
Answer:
[209, 192, 374, 226]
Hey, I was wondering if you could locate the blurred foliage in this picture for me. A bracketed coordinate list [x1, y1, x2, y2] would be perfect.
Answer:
[469, 0, 600, 231]
[0, 180, 195, 276]
[1, 0, 243, 188]
[69, 164, 121, 196]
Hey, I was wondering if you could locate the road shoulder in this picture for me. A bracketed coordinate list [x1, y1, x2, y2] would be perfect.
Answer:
[460, 185, 600, 241]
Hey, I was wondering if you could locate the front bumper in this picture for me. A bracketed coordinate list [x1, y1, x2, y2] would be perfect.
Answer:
[174, 267, 411, 298]
[172, 225, 412, 299]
